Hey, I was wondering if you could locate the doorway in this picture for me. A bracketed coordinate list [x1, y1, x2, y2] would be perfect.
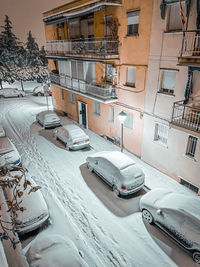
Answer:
[78, 101, 88, 128]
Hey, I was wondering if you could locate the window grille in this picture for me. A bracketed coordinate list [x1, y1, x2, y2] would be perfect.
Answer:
[186, 136, 198, 158]
[127, 11, 139, 35]
[126, 67, 136, 87]
[61, 89, 64, 100]
[93, 101, 100, 116]
[168, 2, 185, 31]
[70, 92, 75, 104]
[160, 70, 176, 95]
[124, 113, 133, 129]
[109, 106, 114, 122]
[154, 123, 169, 145]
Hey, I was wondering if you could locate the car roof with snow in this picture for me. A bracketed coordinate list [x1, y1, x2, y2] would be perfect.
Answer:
[0, 137, 14, 153]
[89, 151, 136, 170]
[157, 191, 200, 220]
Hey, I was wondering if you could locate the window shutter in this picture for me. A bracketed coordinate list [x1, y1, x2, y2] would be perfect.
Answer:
[161, 70, 176, 91]
[126, 67, 136, 86]
[127, 11, 139, 25]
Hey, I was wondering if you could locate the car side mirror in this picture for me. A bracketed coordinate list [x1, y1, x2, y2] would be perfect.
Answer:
[156, 209, 162, 215]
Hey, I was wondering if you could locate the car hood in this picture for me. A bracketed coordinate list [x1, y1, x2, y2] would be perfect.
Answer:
[140, 188, 172, 208]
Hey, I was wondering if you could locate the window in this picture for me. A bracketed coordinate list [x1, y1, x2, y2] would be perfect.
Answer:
[104, 15, 112, 37]
[168, 2, 185, 31]
[109, 106, 114, 122]
[126, 67, 136, 87]
[124, 113, 133, 129]
[154, 123, 169, 145]
[106, 64, 112, 82]
[69, 19, 80, 39]
[57, 23, 64, 40]
[186, 136, 198, 158]
[61, 89, 64, 100]
[70, 92, 75, 104]
[93, 101, 100, 116]
[127, 11, 139, 35]
[160, 70, 176, 95]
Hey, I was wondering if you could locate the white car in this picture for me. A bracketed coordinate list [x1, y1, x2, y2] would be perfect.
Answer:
[140, 188, 200, 263]
[86, 151, 145, 196]
[25, 234, 88, 267]
[54, 124, 90, 150]
[0, 125, 5, 137]
[36, 110, 61, 129]
[0, 88, 25, 98]
[0, 137, 21, 166]
[4, 171, 49, 235]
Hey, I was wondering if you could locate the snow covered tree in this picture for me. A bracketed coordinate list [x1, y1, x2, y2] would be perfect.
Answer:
[25, 31, 41, 67]
[0, 15, 25, 87]
[39, 46, 48, 66]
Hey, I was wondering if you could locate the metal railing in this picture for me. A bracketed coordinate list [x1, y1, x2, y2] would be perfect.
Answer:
[171, 100, 200, 132]
[180, 30, 200, 57]
[46, 37, 119, 56]
[50, 72, 116, 100]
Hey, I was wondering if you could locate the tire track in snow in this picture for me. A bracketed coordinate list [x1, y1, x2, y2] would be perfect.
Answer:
[4, 103, 130, 267]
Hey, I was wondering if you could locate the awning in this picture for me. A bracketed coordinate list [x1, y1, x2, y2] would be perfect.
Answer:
[44, 0, 121, 25]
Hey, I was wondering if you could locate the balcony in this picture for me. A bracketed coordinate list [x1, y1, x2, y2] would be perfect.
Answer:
[171, 100, 200, 133]
[46, 38, 119, 60]
[178, 30, 200, 66]
[50, 72, 117, 103]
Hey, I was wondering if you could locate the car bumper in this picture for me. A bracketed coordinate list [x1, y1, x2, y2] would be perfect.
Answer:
[119, 182, 144, 196]
[16, 213, 49, 235]
[69, 142, 90, 150]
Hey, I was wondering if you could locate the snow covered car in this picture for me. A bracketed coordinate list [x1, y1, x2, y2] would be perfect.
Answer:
[4, 171, 49, 235]
[86, 151, 145, 196]
[0, 125, 5, 137]
[25, 234, 88, 267]
[0, 88, 25, 98]
[0, 137, 21, 166]
[54, 124, 90, 150]
[36, 110, 61, 129]
[140, 188, 200, 263]
[33, 86, 51, 96]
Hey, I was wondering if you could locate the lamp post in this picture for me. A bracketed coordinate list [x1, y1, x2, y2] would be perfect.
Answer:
[117, 111, 127, 152]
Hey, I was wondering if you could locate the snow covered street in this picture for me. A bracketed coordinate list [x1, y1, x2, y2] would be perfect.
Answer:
[0, 95, 198, 267]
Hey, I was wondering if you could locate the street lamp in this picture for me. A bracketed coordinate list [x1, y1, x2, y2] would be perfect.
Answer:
[117, 111, 127, 152]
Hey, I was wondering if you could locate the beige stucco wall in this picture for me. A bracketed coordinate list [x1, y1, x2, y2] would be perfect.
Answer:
[142, 0, 200, 189]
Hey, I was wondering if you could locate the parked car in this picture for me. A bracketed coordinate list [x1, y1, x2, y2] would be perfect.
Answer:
[0, 88, 25, 98]
[140, 188, 200, 263]
[0, 137, 21, 166]
[33, 85, 51, 96]
[0, 125, 5, 137]
[86, 151, 145, 196]
[4, 170, 49, 235]
[54, 124, 90, 150]
[36, 110, 61, 129]
[25, 234, 88, 267]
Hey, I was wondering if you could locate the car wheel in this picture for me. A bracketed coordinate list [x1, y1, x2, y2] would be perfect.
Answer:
[142, 209, 154, 224]
[112, 185, 120, 197]
[193, 251, 200, 264]
[19, 94, 23, 97]
[38, 92, 42, 96]
[87, 163, 93, 172]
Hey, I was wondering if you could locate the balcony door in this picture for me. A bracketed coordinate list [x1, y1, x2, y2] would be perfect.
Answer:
[78, 101, 88, 128]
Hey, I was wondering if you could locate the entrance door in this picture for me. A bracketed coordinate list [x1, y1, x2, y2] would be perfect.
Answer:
[78, 101, 87, 128]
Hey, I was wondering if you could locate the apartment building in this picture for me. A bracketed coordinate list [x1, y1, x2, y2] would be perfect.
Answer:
[142, 0, 200, 193]
[43, 0, 153, 157]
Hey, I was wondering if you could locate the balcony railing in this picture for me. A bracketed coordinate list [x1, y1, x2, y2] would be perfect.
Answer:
[50, 72, 117, 100]
[180, 30, 200, 57]
[46, 37, 119, 58]
[171, 100, 200, 132]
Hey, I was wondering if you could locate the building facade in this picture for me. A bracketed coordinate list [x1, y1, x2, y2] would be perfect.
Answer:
[142, 0, 200, 193]
[43, 0, 153, 157]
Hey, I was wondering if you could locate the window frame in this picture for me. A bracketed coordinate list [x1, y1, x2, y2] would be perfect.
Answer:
[186, 135, 198, 158]
[126, 66, 136, 88]
[159, 69, 177, 95]
[93, 101, 100, 116]
[69, 92, 75, 104]
[127, 10, 140, 36]
[154, 122, 169, 146]
[124, 112, 133, 130]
